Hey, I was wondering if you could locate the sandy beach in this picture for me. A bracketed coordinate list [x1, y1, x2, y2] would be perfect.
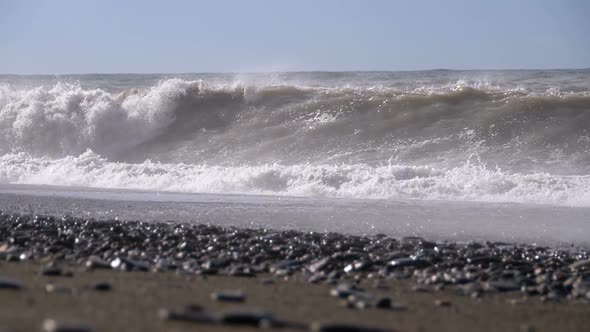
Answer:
[2, 261, 590, 332]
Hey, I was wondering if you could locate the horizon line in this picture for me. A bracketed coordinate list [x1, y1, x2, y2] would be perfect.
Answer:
[1, 68, 589, 76]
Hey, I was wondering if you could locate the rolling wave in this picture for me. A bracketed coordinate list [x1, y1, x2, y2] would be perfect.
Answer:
[1, 75, 590, 205]
[1, 79, 589, 165]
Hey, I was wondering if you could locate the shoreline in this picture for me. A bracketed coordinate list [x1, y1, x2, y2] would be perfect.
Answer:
[1, 213, 589, 331]
[3, 187, 590, 248]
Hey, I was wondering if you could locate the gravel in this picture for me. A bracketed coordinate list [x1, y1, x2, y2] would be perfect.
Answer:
[0, 213, 589, 304]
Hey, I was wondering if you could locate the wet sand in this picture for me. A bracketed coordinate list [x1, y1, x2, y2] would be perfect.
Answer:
[1, 262, 589, 332]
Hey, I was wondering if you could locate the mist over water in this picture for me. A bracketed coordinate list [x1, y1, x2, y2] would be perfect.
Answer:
[1, 70, 590, 206]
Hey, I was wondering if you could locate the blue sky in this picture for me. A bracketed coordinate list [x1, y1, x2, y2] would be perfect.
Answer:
[1, 0, 589, 74]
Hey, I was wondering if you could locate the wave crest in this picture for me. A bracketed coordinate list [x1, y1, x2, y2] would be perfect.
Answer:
[0, 79, 200, 156]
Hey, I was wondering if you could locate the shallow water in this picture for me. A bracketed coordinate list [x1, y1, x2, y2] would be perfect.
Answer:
[1, 183, 588, 248]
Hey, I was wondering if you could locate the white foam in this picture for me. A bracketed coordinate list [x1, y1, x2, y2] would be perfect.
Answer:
[1, 150, 588, 206]
[0, 79, 198, 157]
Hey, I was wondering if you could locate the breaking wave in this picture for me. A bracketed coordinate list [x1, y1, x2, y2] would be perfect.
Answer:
[1, 73, 590, 205]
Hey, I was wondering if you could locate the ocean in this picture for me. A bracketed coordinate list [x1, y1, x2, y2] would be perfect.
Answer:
[1, 70, 589, 246]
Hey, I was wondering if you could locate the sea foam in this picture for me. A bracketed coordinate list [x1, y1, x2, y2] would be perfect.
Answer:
[1, 150, 588, 206]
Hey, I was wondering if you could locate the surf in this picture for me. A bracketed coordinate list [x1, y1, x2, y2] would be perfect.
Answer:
[1, 71, 589, 205]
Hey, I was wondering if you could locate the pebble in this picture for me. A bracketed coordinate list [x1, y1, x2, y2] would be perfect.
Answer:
[259, 278, 275, 285]
[434, 299, 452, 307]
[41, 319, 94, 332]
[0, 213, 588, 304]
[569, 259, 590, 271]
[346, 293, 375, 310]
[375, 297, 393, 309]
[5, 254, 20, 262]
[110, 257, 149, 272]
[45, 284, 78, 295]
[90, 282, 112, 291]
[308, 257, 331, 273]
[0, 277, 23, 290]
[158, 307, 215, 324]
[310, 322, 391, 332]
[330, 283, 364, 298]
[0, 244, 11, 253]
[467, 256, 501, 265]
[217, 307, 275, 327]
[154, 258, 174, 271]
[261, 319, 307, 330]
[84, 257, 111, 270]
[389, 257, 431, 269]
[211, 290, 246, 302]
[159, 305, 302, 329]
[485, 279, 521, 292]
[184, 304, 204, 312]
[40, 267, 66, 277]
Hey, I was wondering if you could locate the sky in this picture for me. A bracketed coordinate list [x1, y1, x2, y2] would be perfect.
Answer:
[0, 0, 589, 74]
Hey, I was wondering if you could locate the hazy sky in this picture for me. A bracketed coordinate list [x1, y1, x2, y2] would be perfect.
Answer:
[1, 0, 589, 74]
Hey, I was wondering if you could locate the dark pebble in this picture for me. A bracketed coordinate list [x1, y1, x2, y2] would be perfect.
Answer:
[5, 254, 20, 262]
[0, 277, 23, 290]
[217, 307, 275, 327]
[90, 282, 112, 291]
[310, 322, 391, 332]
[389, 257, 431, 269]
[40, 267, 64, 277]
[375, 297, 393, 309]
[184, 304, 204, 312]
[259, 278, 275, 285]
[211, 290, 246, 302]
[467, 256, 501, 265]
[261, 319, 307, 330]
[485, 279, 521, 292]
[158, 308, 215, 324]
